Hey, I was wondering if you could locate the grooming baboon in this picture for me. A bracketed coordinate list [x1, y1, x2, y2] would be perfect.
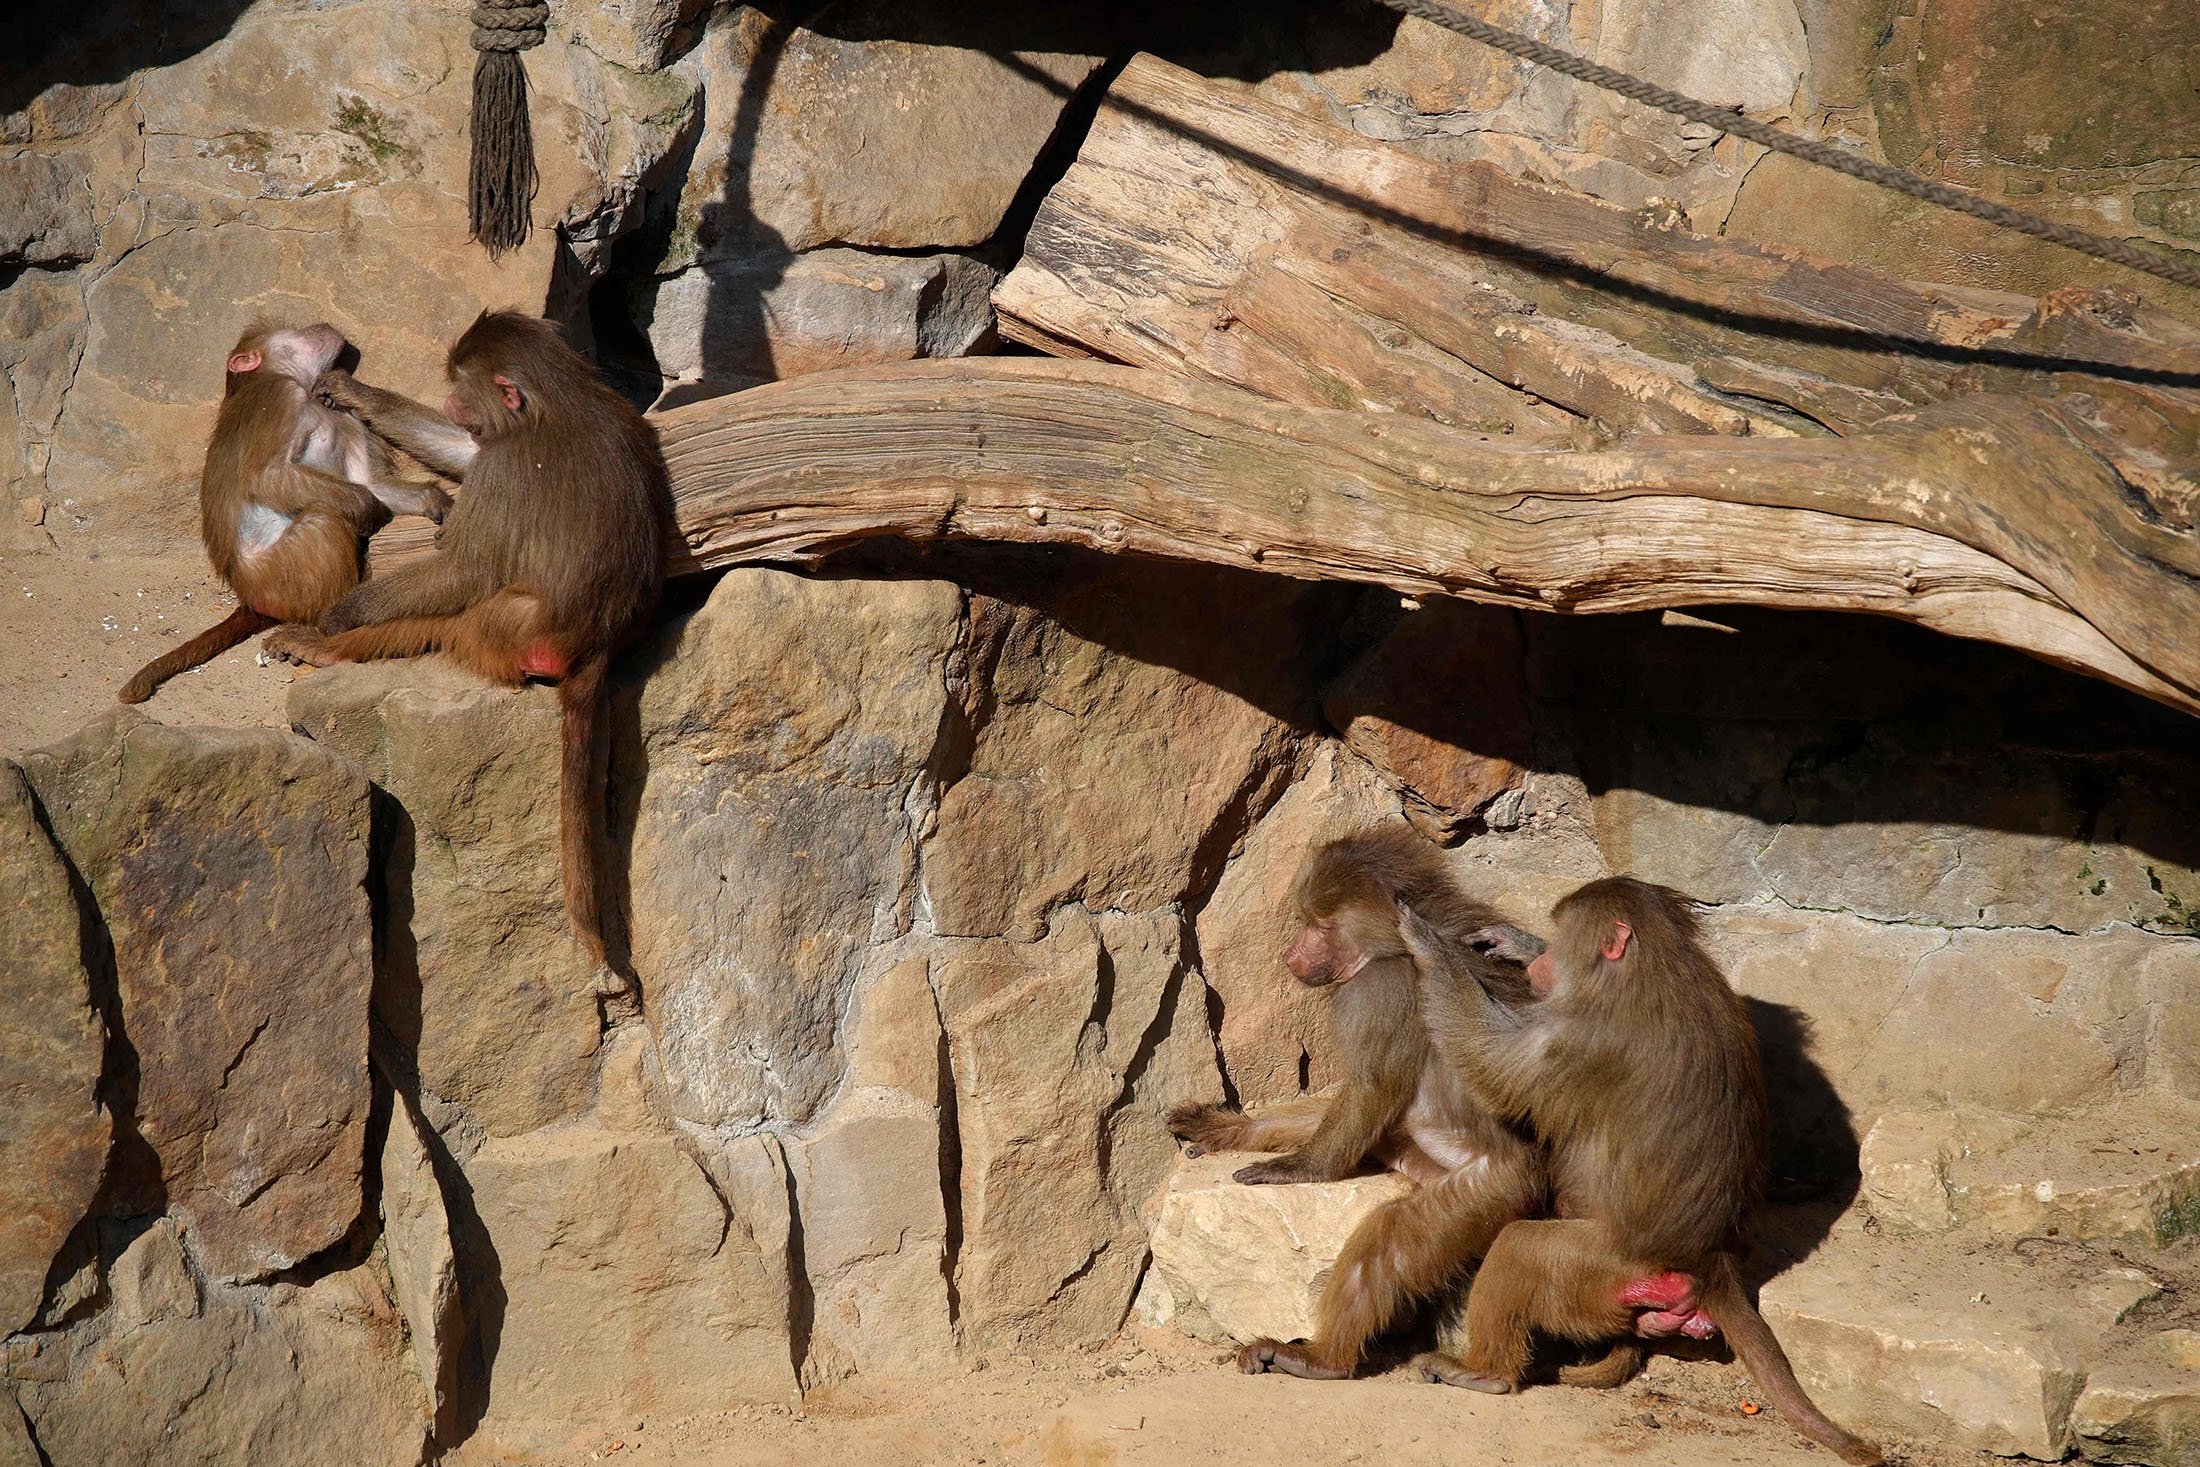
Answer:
[266, 311, 672, 969]
[1170, 829, 1640, 1386]
[1402, 878, 1881, 1465]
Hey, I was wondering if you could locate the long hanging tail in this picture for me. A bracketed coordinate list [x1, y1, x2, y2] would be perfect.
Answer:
[555, 655, 609, 965]
[1701, 1253, 1881, 1465]
[119, 606, 273, 704]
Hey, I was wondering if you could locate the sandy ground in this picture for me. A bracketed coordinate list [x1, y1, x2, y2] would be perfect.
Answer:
[0, 544, 303, 757]
[447, 1328, 1984, 1467]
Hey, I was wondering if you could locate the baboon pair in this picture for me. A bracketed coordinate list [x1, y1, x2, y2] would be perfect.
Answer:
[1172, 829, 1878, 1466]
[122, 315, 672, 969]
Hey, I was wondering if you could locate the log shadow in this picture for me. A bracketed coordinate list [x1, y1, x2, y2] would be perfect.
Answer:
[811, 542, 2200, 884]
[1528, 603, 2200, 891]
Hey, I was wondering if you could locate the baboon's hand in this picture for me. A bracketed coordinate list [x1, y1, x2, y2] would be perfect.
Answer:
[1467, 921, 1548, 966]
[314, 368, 363, 411]
[421, 485, 453, 523]
[1396, 901, 1446, 966]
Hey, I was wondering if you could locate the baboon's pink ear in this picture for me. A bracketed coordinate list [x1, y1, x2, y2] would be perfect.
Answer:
[227, 350, 262, 374]
[1601, 921, 1633, 963]
[495, 374, 523, 413]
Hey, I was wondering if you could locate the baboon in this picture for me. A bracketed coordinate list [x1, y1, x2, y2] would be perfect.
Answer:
[1170, 829, 1642, 1386]
[266, 311, 672, 968]
[119, 323, 447, 704]
[1401, 878, 1881, 1464]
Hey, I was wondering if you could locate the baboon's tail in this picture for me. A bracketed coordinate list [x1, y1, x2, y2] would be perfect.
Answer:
[1702, 1252, 1881, 1465]
[119, 606, 273, 704]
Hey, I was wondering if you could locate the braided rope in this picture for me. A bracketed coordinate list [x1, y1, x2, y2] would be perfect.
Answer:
[467, 0, 545, 256]
[471, 0, 547, 52]
[1371, 0, 2200, 292]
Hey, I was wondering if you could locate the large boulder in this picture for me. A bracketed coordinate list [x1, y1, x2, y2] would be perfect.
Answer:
[923, 556, 1316, 940]
[1711, 907, 2193, 1124]
[642, 247, 998, 396]
[620, 568, 964, 1131]
[458, 1124, 798, 1435]
[8, 1261, 428, 1467]
[288, 663, 603, 1139]
[17, 712, 373, 1283]
[0, 761, 108, 1335]
[934, 906, 1223, 1349]
[661, 3, 1107, 266]
[1859, 1099, 2200, 1245]
[1138, 1150, 1411, 1346]
[785, 956, 955, 1382]
[1759, 1228, 2147, 1460]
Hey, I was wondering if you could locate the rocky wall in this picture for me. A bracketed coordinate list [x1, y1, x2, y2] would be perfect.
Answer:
[5, 1, 2199, 1461]
[3, 550, 2196, 1463]
[7, 0, 2195, 557]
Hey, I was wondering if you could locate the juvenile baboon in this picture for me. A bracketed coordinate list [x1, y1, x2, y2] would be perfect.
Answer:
[118, 323, 447, 704]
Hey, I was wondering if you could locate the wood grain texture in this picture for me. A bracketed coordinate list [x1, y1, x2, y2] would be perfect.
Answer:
[371, 358, 2200, 715]
[994, 55, 2200, 437]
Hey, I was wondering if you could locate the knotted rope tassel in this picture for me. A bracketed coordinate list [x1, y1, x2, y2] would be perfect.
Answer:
[468, 0, 549, 258]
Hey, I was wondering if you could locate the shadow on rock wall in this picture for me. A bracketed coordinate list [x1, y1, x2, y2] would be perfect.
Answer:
[836, 542, 2200, 895]
[2, 0, 258, 115]
[605, 0, 1408, 404]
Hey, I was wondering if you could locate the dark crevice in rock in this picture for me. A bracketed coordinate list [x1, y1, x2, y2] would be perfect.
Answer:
[371, 1033, 494, 1447]
[928, 963, 966, 1338]
[1181, 920, 1239, 1111]
[12, 1396, 54, 1467]
[21, 780, 159, 1324]
[1044, 1239, 1110, 1311]
[256, 1056, 395, 1294]
[1082, 928, 1119, 1047]
[984, 51, 1136, 268]
[1111, 917, 1192, 1106]
[780, 1148, 814, 1385]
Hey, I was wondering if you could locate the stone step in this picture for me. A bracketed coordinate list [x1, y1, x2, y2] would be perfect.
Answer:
[1134, 1150, 1410, 1346]
[2075, 1328, 2200, 1467]
[1758, 1221, 2172, 1460]
[1861, 1095, 2200, 1246]
[1141, 1149, 2193, 1463]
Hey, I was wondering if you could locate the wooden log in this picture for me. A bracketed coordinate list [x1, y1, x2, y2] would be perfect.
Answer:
[995, 56, 2200, 435]
[370, 358, 2200, 717]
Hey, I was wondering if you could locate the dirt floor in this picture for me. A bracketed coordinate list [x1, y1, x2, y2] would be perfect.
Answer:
[0, 545, 301, 757]
[446, 1326, 1988, 1467]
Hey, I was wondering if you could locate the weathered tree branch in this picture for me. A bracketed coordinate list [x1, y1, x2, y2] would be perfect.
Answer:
[370, 358, 2200, 717]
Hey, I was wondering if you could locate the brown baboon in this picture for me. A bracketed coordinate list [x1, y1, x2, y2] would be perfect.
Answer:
[1402, 878, 1880, 1465]
[119, 323, 447, 704]
[266, 311, 672, 968]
